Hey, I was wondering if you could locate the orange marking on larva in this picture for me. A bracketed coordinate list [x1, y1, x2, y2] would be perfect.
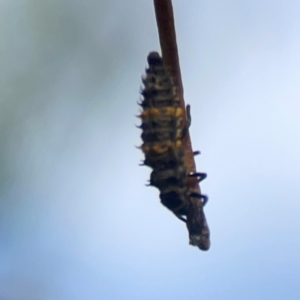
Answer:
[151, 108, 160, 115]
[175, 140, 182, 148]
[165, 107, 175, 115]
[152, 144, 168, 153]
[175, 107, 183, 117]
[140, 111, 148, 118]
[175, 129, 182, 139]
[141, 144, 148, 153]
[141, 108, 160, 118]
[163, 107, 183, 117]
[142, 143, 171, 154]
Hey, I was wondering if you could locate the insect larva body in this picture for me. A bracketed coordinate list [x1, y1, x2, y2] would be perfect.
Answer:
[138, 52, 210, 250]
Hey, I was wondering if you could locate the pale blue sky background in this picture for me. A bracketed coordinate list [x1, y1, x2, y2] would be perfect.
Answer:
[1, 0, 300, 299]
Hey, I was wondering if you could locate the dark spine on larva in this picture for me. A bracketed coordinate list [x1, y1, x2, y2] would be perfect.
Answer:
[139, 52, 189, 217]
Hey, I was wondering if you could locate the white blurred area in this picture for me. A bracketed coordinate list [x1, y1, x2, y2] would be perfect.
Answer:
[1, 0, 300, 299]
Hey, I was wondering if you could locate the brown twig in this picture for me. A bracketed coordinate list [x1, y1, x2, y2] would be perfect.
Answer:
[153, 0, 199, 192]
[153, 0, 210, 250]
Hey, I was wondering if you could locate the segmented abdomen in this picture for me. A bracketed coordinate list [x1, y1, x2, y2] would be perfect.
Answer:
[139, 52, 189, 216]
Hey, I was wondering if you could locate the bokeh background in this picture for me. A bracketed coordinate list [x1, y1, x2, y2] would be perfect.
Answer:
[1, 0, 300, 299]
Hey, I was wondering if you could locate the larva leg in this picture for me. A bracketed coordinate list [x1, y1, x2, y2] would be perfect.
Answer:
[200, 195, 208, 206]
[188, 172, 207, 182]
[175, 214, 187, 223]
[189, 193, 209, 206]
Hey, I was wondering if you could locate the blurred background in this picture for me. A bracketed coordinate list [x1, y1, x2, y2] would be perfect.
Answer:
[1, 0, 300, 299]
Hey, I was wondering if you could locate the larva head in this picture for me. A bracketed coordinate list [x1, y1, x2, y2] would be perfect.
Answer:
[147, 52, 163, 66]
